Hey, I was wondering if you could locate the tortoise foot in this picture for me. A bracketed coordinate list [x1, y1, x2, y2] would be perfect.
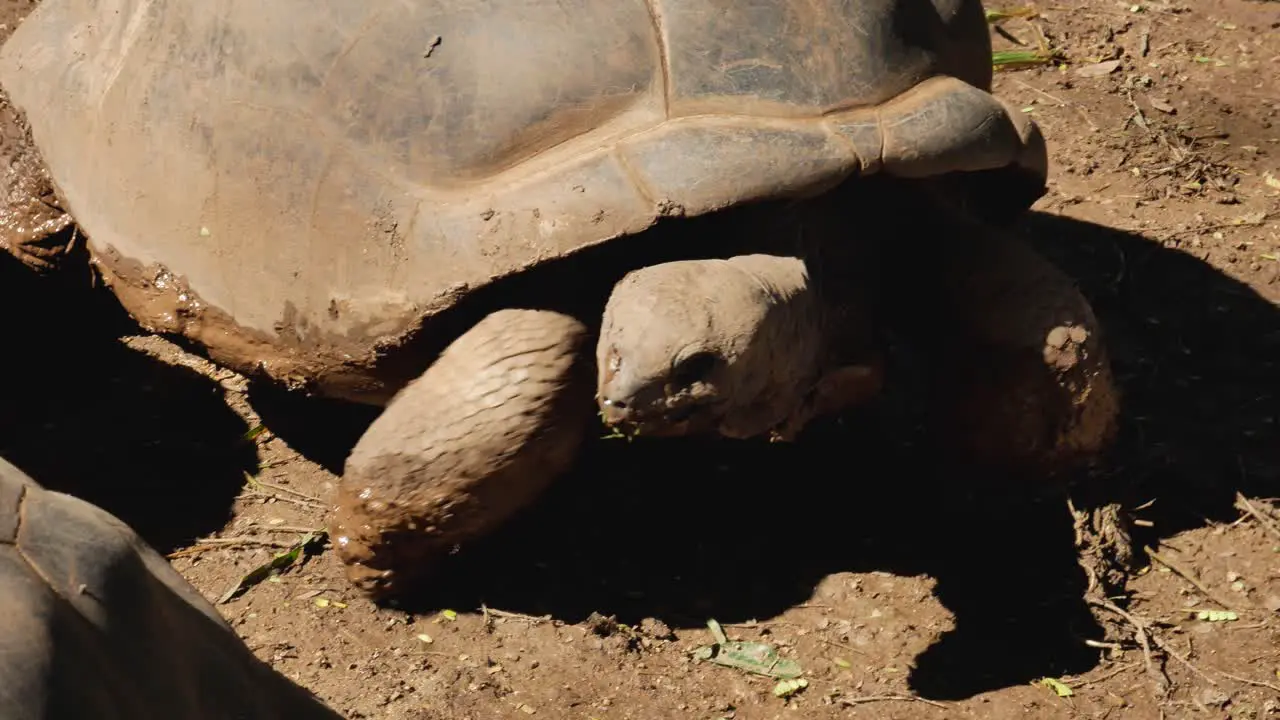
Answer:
[331, 309, 594, 600]
[917, 228, 1120, 472]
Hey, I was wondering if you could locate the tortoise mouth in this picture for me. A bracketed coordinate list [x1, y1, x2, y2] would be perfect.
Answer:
[600, 395, 725, 438]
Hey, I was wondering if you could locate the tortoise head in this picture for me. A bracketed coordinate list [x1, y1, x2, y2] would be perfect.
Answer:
[594, 254, 820, 439]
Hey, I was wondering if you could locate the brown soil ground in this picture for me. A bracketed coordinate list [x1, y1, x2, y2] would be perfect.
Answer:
[2, 0, 1279, 718]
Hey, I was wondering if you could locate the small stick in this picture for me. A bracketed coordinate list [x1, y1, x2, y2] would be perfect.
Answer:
[1088, 599, 1170, 695]
[1084, 639, 1125, 650]
[242, 491, 326, 510]
[838, 694, 948, 709]
[245, 524, 323, 534]
[1215, 669, 1280, 694]
[1125, 90, 1150, 132]
[480, 606, 550, 624]
[1068, 662, 1139, 688]
[1233, 493, 1280, 542]
[166, 536, 294, 558]
[1163, 219, 1268, 240]
[1144, 546, 1241, 611]
[250, 477, 323, 503]
[1014, 77, 1099, 130]
[1150, 635, 1218, 686]
[1014, 78, 1069, 106]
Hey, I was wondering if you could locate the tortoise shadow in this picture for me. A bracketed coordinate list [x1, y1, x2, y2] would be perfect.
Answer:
[253, 209, 1278, 701]
[0, 249, 261, 554]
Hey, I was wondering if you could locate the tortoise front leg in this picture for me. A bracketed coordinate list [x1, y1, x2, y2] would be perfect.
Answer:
[943, 227, 1129, 601]
[885, 212, 1131, 609]
[912, 229, 1119, 472]
[330, 309, 595, 600]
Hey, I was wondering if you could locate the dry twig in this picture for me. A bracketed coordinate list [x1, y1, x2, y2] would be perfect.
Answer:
[1013, 78, 1099, 130]
[1088, 599, 1171, 696]
[837, 694, 948, 709]
[480, 606, 551, 625]
[167, 536, 295, 558]
[1068, 662, 1140, 689]
[1150, 635, 1219, 686]
[1145, 546, 1241, 611]
[242, 490, 326, 510]
[1215, 669, 1280, 694]
[1162, 217, 1269, 240]
[1233, 493, 1280, 542]
[249, 477, 323, 503]
[244, 524, 323, 534]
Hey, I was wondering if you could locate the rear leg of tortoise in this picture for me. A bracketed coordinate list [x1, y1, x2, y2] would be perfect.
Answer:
[0, 89, 76, 273]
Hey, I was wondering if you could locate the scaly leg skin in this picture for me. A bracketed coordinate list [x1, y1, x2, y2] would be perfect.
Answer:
[880, 210, 1121, 471]
[1, 88, 74, 272]
[331, 309, 594, 600]
[891, 218, 1131, 614]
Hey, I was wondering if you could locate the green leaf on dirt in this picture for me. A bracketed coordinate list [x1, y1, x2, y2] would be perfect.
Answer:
[241, 424, 268, 443]
[992, 49, 1056, 69]
[693, 619, 803, 679]
[834, 657, 852, 669]
[438, 609, 459, 622]
[1195, 609, 1239, 622]
[772, 678, 809, 698]
[1038, 677, 1074, 697]
[984, 6, 1036, 22]
[217, 531, 327, 604]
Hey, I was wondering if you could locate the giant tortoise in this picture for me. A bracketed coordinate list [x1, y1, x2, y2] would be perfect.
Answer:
[0, 0, 1118, 599]
[0, 455, 340, 719]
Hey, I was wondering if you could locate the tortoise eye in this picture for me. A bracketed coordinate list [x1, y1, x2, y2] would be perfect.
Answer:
[671, 351, 719, 387]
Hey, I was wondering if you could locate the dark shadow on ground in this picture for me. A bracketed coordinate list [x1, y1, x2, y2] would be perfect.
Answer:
[0, 248, 260, 554]
[246, 384, 378, 476]
[1024, 212, 1280, 532]
[262, 208, 1276, 701]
